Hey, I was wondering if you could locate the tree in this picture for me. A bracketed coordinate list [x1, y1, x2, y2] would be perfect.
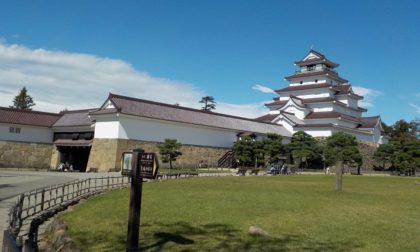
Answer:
[157, 139, 182, 169]
[374, 119, 420, 175]
[199, 96, 216, 111]
[373, 143, 396, 169]
[262, 133, 285, 165]
[11, 86, 35, 110]
[233, 136, 255, 167]
[288, 131, 322, 170]
[324, 132, 362, 191]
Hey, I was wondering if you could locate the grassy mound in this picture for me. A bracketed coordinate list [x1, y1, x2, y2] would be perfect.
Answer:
[59, 175, 420, 251]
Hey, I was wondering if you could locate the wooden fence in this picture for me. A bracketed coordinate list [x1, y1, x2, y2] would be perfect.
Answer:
[3, 176, 130, 252]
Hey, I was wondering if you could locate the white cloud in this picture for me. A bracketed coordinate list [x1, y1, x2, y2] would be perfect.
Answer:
[409, 104, 420, 115]
[216, 102, 267, 118]
[0, 42, 267, 118]
[252, 84, 275, 94]
[352, 86, 382, 108]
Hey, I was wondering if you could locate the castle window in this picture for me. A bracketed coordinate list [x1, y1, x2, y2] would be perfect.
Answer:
[315, 79, 318, 83]
[9, 127, 21, 134]
[300, 81, 303, 84]
[307, 64, 316, 71]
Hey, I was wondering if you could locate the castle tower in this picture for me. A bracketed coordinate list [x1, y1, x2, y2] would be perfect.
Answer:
[256, 49, 387, 145]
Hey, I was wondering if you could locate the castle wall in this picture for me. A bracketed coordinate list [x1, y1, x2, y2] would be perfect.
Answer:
[86, 138, 230, 172]
[0, 140, 53, 169]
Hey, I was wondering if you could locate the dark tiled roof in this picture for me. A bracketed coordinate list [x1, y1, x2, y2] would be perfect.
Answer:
[0, 107, 61, 127]
[53, 109, 96, 127]
[358, 116, 380, 128]
[91, 94, 292, 137]
[264, 100, 288, 106]
[294, 49, 339, 67]
[285, 69, 347, 82]
[295, 123, 333, 128]
[275, 83, 331, 93]
[333, 84, 363, 99]
[254, 113, 279, 122]
[305, 111, 361, 124]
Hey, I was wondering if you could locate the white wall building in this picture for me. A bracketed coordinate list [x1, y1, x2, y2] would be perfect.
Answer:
[256, 49, 387, 145]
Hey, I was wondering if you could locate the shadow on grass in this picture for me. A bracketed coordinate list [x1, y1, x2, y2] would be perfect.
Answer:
[66, 221, 364, 251]
[138, 221, 364, 252]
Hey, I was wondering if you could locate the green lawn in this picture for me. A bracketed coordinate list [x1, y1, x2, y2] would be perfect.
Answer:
[59, 175, 420, 251]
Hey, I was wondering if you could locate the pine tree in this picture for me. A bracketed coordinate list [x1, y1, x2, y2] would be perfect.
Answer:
[199, 96, 216, 111]
[11, 87, 35, 110]
[157, 139, 182, 169]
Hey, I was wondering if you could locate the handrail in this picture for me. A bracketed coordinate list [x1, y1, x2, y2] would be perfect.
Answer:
[4, 176, 130, 251]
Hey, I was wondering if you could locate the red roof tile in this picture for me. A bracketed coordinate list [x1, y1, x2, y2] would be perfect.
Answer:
[275, 83, 332, 93]
[91, 94, 291, 137]
[285, 69, 347, 82]
[305, 111, 360, 123]
[0, 107, 61, 127]
[358, 116, 380, 128]
[254, 113, 279, 122]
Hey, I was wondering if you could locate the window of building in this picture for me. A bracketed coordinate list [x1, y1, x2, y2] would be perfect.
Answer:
[307, 64, 316, 71]
[300, 81, 303, 84]
[315, 79, 318, 83]
[9, 127, 21, 134]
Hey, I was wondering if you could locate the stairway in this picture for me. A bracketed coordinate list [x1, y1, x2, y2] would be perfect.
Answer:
[218, 151, 237, 168]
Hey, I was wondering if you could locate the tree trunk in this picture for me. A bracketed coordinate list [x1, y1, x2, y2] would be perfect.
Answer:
[357, 164, 361, 175]
[169, 159, 173, 169]
[336, 160, 343, 191]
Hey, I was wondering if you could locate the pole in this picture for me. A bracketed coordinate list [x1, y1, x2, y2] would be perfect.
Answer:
[126, 149, 144, 252]
[335, 160, 343, 191]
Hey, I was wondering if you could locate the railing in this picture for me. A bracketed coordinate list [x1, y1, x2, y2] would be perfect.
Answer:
[3, 176, 130, 251]
[217, 151, 236, 168]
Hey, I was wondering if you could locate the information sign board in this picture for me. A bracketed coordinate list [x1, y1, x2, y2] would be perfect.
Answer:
[121, 152, 133, 176]
[138, 152, 159, 179]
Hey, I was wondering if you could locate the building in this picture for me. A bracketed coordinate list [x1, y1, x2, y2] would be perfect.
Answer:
[256, 49, 387, 144]
[0, 94, 291, 171]
[0, 50, 386, 172]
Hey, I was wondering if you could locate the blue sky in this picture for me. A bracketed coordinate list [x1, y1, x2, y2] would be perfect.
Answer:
[0, 0, 419, 124]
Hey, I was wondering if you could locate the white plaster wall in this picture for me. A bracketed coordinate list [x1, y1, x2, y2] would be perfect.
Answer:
[312, 106, 333, 112]
[278, 118, 295, 133]
[282, 105, 307, 119]
[118, 116, 238, 148]
[332, 105, 362, 118]
[289, 76, 328, 85]
[94, 121, 121, 139]
[0, 124, 53, 143]
[304, 129, 332, 137]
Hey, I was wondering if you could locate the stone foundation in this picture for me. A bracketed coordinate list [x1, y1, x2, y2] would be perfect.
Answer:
[357, 141, 377, 172]
[0, 140, 53, 169]
[86, 138, 230, 172]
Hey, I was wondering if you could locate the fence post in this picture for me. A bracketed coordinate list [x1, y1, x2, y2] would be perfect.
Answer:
[41, 189, 45, 211]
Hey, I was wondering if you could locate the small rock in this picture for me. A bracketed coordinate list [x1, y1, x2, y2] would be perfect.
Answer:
[248, 226, 269, 237]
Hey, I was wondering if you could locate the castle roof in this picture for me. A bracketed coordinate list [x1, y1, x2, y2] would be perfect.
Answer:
[0, 107, 61, 127]
[91, 93, 292, 137]
[53, 109, 96, 127]
[294, 49, 339, 68]
[285, 68, 348, 83]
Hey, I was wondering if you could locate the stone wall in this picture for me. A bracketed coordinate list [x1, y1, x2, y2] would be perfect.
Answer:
[358, 141, 378, 172]
[0, 140, 53, 169]
[87, 138, 231, 172]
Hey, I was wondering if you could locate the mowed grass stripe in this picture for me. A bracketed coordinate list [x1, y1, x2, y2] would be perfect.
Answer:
[59, 176, 420, 251]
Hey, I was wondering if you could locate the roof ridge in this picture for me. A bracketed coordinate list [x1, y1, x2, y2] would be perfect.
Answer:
[108, 93, 281, 126]
[0, 106, 61, 116]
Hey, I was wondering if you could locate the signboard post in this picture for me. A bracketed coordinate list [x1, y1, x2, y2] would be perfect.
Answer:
[124, 149, 159, 252]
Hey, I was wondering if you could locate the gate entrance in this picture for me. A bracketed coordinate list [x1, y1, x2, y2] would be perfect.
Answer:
[57, 146, 91, 172]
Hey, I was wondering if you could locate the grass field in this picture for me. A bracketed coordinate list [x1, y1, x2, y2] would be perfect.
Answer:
[59, 175, 420, 251]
